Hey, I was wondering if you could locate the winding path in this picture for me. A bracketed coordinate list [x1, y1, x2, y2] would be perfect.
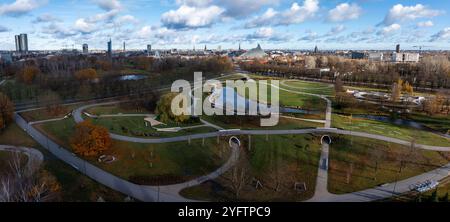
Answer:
[0, 145, 44, 172]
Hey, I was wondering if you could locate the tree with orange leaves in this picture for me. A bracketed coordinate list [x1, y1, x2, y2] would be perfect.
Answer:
[70, 120, 111, 157]
[21, 66, 40, 84]
[74, 68, 97, 81]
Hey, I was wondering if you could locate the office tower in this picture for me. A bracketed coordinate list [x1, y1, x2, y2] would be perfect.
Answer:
[20, 34, 28, 52]
[82, 44, 88, 54]
[396, 44, 400, 53]
[123, 42, 126, 52]
[15, 35, 21, 52]
[107, 39, 112, 56]
[314, 45, 318, 54]
[14, 34, 28, 53]
[147, 44, 151, 52]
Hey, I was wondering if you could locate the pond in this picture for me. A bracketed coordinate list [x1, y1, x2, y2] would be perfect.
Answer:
[209, 86, 316, 114]
[117, 74, 147, 81]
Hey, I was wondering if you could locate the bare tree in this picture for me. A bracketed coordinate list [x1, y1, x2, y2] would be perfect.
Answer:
[230, 165, 247, 200]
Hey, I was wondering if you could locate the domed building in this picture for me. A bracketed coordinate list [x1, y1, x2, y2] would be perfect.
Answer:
[239, 44, 268, 59]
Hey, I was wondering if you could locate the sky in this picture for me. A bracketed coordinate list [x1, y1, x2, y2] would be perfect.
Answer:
[0, 0, 449, 51]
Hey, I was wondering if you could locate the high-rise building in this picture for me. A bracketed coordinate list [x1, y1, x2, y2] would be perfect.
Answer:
[20, 34, 28, 52]
[82, 44, 89, 54]
[396, 44, 400, 53]
[147, 44, 151, 52]
[107, 39, 112, 56]
[14, 34, 28, 53]
[314, 45, 318, 54]
[123, 42, 126, 52]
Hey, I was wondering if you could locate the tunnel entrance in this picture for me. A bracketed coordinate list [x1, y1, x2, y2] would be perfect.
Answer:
[321, 135, 332, 145]
[229, 136, 241, 148]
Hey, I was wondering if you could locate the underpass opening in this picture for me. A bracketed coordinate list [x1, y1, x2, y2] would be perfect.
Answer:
[229, 136, 241, 148]
[321, 135, 332, 145]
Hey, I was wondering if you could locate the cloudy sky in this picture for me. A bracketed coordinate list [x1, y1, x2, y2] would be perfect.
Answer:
[0, 0, 449, 50]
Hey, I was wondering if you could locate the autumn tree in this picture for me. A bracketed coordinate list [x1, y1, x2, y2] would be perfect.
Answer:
[75, 68, 97, 81]
[0, 93, 14, 130]
[155, 93, 190, 123]
[70, 120, 112, 157]
[20, 66, 40, 84]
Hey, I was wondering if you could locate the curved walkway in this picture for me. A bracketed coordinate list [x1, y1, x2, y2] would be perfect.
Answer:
[0, 145, 44, 172]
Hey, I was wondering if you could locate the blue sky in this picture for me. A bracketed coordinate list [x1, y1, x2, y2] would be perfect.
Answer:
[0, 0, 449, 50]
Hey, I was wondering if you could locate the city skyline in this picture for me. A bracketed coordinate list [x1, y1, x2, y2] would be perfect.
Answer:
[0, 0, 449, 51]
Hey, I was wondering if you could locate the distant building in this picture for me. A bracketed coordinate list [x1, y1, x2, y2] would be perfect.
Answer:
[107, 39, 112, 56]
[351, 51, 365, 59]
[82, 44, 89, 54]
[0, 52, 13, 63]
[14, 33, 28, 53]
[123, 42, 126, 52]
[392, 52, 419, 63]
[239, 44, 268, 59]
[314, 45, 318, 54]
[147, 44, 151, 52]
[368, 52, 384, 62]
[396, 44, 400, 53]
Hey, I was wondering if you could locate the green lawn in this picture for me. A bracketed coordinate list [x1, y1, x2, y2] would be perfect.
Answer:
[20, 104, 79, 122]
[86, 104, 150, 116]
[180, 134, 322, 201]
[328, 135, 450, 194]
[86, 116, 217, 138]
[201, 114, 322, 130]
[332, 114, 450, 146]
[35, 118, 230, 185]
[406, 113, 450, 134]
[283, 80, 335, 96]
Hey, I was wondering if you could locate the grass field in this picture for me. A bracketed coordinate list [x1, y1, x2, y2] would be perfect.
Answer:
[86, 116, 217, 138]
[180, 134, 321, 201]
[86, 103, 150, 116]
[35, 118, 230, 185]
[0, 123, 126, 201]
[201, 114, 322, 130]
[328, 135, 450, 194]
[282, 80, 334, 96]
[20, 104, 79, 122]
[332, 114, 450, 146]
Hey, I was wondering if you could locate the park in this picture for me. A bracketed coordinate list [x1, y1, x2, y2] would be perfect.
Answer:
[0, 69, 447, 202]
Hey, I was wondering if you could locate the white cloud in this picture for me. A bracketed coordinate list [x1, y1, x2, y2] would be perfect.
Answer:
[299, 30, 319, 41]
[327, 3, 362, 22]
[0, 25, 10, 32]
[279, 0, 319, 25]
[33, 13, 62, 23]
[430, 27, 450, 42]
[74, 18, 97, 34]
[92, 0, 122, 11]
[378, 23, 401, 36]
[218, 0, 279, 18]
[175, 0, 212, 7]
[116, 15, 138, 24]
[381, 4, 442, 25]
[0, 0, 47, 16]
[245, 0, 318, 27]
[244, 8, 278, 28]
[416, 20, 433, 28]
[161, 4, 224, 30]
[326, 24, 346, 36]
